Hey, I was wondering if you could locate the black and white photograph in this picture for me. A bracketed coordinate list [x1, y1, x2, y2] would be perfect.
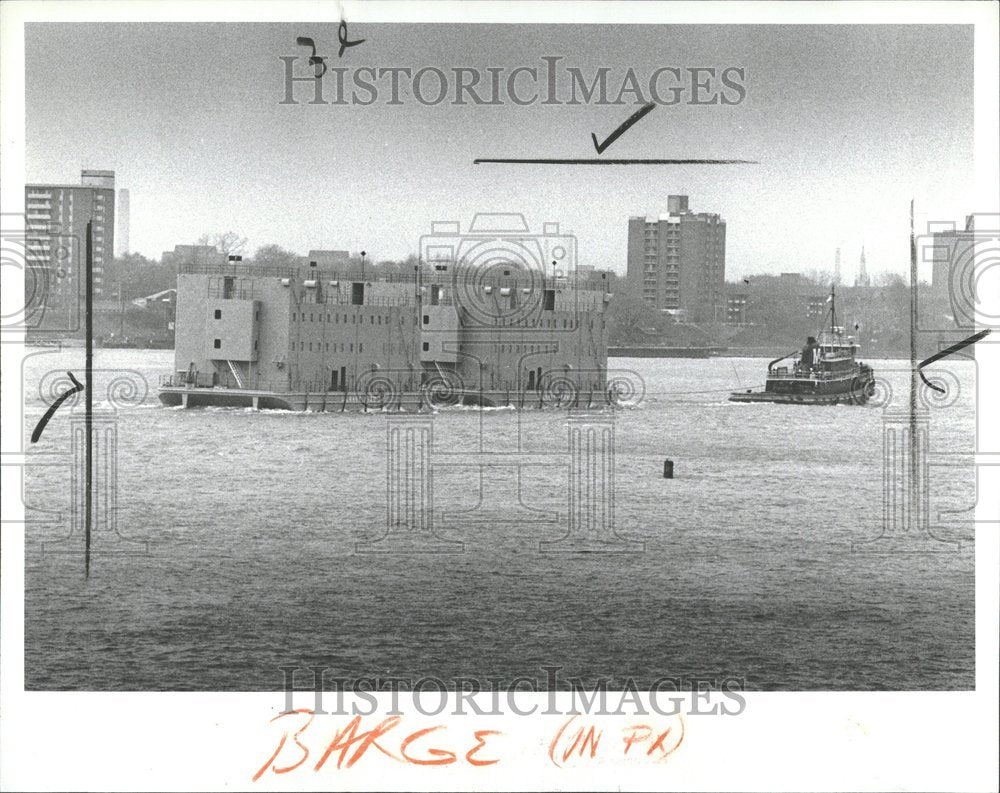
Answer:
[1, 2, 997, 791]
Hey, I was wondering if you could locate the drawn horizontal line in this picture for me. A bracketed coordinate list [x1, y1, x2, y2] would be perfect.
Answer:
[474, 158, 758, 166]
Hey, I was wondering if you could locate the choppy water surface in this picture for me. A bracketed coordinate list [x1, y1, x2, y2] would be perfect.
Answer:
[22, 347, 977, 690]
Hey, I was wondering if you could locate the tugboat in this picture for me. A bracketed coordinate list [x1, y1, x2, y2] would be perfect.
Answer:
[729, 286, 876, 405]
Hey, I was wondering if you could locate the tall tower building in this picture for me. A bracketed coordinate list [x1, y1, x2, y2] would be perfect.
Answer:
[626, 194, 726, 322]
[855, 246, 870, 287]
[25, 169, 115, 333]
[116, 188, 130, 256]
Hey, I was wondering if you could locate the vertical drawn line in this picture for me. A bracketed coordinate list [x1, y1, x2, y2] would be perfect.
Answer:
[907, 198, 919, 528]
[85, 220, 93, 579]
[908, 200, 918, 537]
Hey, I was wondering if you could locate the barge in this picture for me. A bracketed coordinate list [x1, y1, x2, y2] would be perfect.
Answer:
[159, 217, 614, 411]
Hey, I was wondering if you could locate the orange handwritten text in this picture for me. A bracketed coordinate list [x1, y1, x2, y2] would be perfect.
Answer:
[253, 712, 503, 781]
[548, 715, 685, 767]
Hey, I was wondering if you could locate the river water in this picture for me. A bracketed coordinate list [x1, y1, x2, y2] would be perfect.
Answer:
[21, 347, 977, 690]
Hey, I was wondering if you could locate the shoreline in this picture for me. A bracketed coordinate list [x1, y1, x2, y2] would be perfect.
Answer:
[25, 344, 928, 362]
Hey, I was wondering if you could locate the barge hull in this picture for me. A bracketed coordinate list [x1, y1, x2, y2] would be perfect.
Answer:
[158, 385, 612, 411]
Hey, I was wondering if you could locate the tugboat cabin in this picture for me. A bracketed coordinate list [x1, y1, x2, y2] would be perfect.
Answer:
[766, 328, 860, 394]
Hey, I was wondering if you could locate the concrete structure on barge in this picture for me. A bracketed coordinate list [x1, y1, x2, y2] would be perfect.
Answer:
[161, 247, 614, 410]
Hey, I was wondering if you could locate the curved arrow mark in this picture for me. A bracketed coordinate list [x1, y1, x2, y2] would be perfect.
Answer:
[918, 328, 991, 393]
[31, 371, 84, 443]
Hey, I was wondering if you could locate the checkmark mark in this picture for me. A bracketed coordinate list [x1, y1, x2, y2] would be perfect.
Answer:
[591, 102, 657, 154]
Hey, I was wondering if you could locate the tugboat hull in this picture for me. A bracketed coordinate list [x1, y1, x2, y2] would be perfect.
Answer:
[729, 388, 872, 405]
[729, 370, 876, 405]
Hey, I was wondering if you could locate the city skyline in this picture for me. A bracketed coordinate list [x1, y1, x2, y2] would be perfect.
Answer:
[26, 23, 973, 277]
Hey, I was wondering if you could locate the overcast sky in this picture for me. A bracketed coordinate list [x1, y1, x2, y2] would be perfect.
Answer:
[26, 23, 973, 279]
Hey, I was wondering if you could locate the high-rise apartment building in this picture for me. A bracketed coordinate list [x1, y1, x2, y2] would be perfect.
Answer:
[25, 169, 115, 333]
[626, 195, 726, 322]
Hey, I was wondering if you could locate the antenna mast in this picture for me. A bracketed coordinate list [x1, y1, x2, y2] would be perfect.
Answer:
[830, 284, 837, 335]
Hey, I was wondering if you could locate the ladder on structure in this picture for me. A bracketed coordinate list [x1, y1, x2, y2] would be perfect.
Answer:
[226, 360, 247, 389]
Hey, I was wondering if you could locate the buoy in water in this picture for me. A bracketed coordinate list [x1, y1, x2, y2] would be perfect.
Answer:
[663, 459, 674, 479]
